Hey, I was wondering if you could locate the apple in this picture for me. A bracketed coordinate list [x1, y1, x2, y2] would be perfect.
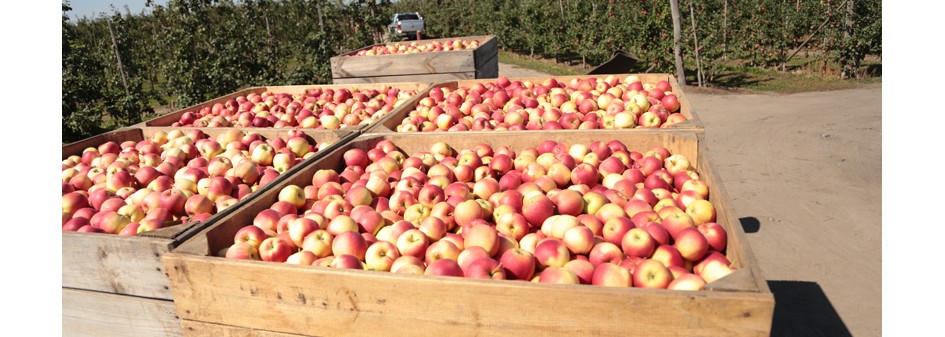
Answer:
[463, 224, 500, 257]
[667, 273, 706, 291]
[588, 242, 624, 266]
[364, 241, 400, 271]
[632, 259, 674, 289]
[331, 230, 368, 261]
[538, 267, 580, 284]
[533, 238, 571, 268]
[259, 237, 294, 263]
[674, 227, 710, 262]
[465, 257, 506, 280]
[697, 222, 728, 252]
[424, 259, 464, 277]
[396, 228, 430, 258]
[500, 248, 536, 281]
[591, 263, 631, 287]
[330, 254, 365, 270]
[225, 242, 261, 260]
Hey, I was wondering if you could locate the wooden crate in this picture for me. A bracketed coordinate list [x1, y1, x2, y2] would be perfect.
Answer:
[162, 131, 773, 337]
[365, 73, 703, 133]
[62, 127, 358, 337]
[137, 82, 430, 131]
[330, 35, 499, 84]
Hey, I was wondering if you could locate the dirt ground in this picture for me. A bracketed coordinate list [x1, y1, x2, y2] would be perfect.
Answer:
[686, 85, 882, 337]
[498, 63, 882, 337]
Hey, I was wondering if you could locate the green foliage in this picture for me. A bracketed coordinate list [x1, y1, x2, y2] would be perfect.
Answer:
[392, 0, 880, 81]
[62, 0, 394, 141]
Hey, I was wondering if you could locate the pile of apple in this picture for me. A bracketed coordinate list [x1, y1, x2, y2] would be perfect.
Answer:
[350, 39, 482, 56]
[171, 86, 419, 129]
[61, 129, 333, 236]
[223, 139, 735, 290]
[396, 75, 688, 132]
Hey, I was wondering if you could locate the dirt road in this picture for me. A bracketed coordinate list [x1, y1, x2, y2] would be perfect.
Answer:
[687, 85, 882, 337]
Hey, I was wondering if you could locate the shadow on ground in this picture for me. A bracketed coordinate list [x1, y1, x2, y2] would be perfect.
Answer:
[711, 71, 770, 89]
[769, 281, 853, 337]
[739, 217, 761, 233]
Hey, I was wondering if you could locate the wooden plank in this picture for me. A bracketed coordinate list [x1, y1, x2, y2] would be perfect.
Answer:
[474, 52, 499, 79]
[164, 131, 773, 336]
[63, 288, 182, 337]
[165, 254, 772, 337]
[331, 72, 475, 85]
[181, 320, 307, 337]
[62, 128, 144, 159]
[331, 49, 475, 78]
[472, 35, 499, 69]
[63, 231, 177, 299]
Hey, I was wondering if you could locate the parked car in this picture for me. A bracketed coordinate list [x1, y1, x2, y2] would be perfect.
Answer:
[388, 12, 424, 38]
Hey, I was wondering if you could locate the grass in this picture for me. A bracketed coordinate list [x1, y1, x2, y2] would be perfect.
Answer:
[707, 64, 881, 94]
[498, 50, 587, 76]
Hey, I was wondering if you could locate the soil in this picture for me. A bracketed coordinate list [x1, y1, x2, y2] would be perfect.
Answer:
[498, 63, 883, 337]
[689, 84, 882, 337]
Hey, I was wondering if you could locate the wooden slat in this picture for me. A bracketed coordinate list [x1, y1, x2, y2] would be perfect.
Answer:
[181, 321, 308, 337]
[164, 131, 773, 336]
[474, 52, 499, 79]
[165, 254, 772, 337]
[62, 128, 145, 159]
[331, 50, 475, 78]
[63, 288, 182, 337]
[62, 231, 177, 299]
[472, 35, 499, 69]
[331, 72, 476, 85]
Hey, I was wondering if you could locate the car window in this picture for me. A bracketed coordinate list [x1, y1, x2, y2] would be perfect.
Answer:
[398, 14, 420, 20]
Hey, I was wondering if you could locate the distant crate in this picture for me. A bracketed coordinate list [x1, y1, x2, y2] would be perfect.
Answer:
[330, 35, 498, 84]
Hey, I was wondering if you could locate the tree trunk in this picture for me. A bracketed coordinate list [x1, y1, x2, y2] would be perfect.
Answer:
[670, 0, 686, 86]
[844, 0, 856, 78]
[722, 0, 728, 60]
[688, 2, 703, 87]
[106, 19, 130, 97]
[316, 0, 325, 34]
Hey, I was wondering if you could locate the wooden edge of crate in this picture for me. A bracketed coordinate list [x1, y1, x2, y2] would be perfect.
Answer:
[475, 51, 500, 79]
[63, 288, 183, 337]
[330, 49, 476, 78]
[331, 35, 496, 58]
[332, 72, 476, 85]
[62, 128, 145, 158]
[473, 35, 499, 69]
[180, 320, 306, 337]
[62, 231, 177, 299]
[163, 252, 773, 337]
[142, 82, 429, 128]
[695, 137, 771, 294]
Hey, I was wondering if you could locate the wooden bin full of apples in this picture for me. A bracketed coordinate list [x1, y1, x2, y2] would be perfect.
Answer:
[161, 130, 774, 337]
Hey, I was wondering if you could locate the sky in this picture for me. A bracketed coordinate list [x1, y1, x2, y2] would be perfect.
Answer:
[64, 0, 168, 20]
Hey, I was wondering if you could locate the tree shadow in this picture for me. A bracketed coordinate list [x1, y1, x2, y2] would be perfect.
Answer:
[739, 217, 761, 233]
[768, 281, 853, 337]
[711, 71, 769, 89]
